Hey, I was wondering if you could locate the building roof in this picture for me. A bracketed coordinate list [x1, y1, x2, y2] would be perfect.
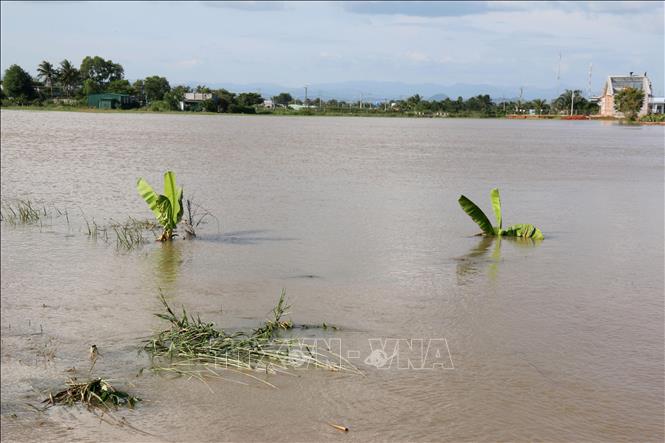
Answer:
[610, 76, 646, 91]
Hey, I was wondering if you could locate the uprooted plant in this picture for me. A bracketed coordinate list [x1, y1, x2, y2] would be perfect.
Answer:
[44, 377, 140, 410]
[144, 290, 357, 387]
[458, 188, 544, 239]
[136, 171, 183, 241]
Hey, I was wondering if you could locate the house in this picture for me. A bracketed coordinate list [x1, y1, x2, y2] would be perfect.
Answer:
[262, 99, 274, 109]
[179, 92, 213, 111]
[87, 93, 136, 109]
[649, 97, 665, 114]
[597, 73, 652, 117]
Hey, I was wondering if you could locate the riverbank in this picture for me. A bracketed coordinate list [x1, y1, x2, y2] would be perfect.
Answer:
[2, 105, 664, 124]
[0, 104, 504, 119]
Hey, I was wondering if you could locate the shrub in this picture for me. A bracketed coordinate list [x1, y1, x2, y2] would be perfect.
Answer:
[148, 100, 170, 112]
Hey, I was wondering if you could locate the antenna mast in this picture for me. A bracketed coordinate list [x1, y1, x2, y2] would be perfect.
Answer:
[556, 52, 562, 97]
[587, 63, 593, 99]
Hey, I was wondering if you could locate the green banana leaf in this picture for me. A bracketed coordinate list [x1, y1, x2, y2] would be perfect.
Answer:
[162, 171, 182, 227]
[175, 185, 183, 225]
[458, 195, 494, 235]
[490, 188, 502, 232]
[137, 178, 163, 222]
[501, 224, 544, 240]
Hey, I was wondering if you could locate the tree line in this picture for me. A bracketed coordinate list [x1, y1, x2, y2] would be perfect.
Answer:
[2, 56, 602, 116]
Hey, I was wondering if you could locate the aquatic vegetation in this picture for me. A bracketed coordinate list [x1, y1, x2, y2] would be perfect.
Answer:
[1, 199, 45, 225]
[137, 171, 183, 241]
[110, 218, 160, 250]
[458, 188, 544, 239]
[144, 290, 356, 387]
[44, 378, 140, 410]
[182, 197, 218, 238]
[84, 216, 161, 250]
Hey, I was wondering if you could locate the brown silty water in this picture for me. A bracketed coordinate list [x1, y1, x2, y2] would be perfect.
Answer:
[1, 110, 663, 441]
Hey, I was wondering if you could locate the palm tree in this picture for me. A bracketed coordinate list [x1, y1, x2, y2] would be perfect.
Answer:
[58, 59, 79, 97]
[531, 98, 547, 115]
[37, 60, 57, 98]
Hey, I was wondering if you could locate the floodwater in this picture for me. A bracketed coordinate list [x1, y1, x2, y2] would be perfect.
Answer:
[1, 110, 663, 442]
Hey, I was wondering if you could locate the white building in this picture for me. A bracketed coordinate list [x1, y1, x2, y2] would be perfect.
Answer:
[179, 92, 213, 111]
[598, 74, 652, 117]
[649, 97, 665, 114]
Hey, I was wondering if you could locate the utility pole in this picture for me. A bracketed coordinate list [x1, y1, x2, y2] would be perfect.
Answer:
[304, 85, 308, 105]
[570, 90, 575, 116]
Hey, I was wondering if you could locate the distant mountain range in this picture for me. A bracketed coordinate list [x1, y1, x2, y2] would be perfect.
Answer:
[178, 80, 582, 101]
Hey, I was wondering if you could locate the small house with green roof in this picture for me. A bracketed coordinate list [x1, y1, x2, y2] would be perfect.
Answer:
[87, 93, 136, 109]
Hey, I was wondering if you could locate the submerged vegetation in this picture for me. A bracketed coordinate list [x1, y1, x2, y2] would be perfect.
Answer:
[458, 188, 544, 239]
[84, 216, 161, 250]
[44, 377, 140, 410]
[1, 199, 48, 225]
[144, 290, 356, 387]
[137, 171, 183, 241]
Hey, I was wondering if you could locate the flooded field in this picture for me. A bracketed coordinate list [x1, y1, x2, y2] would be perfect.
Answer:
[1, 110, 663, 441]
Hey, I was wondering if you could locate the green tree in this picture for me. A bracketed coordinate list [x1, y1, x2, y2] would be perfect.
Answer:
[107, 79, 133, 94]
[195, 85, 212, 93]
[214, 88, 236, 112]
[79, 56, 124, 92]
[553, 89, 583, 114]
[3, 64, 36, 102]
[273, 92, 293, 106]
[37, 60, 58, 98]
[163, 85, 190, 110]
[58, 59, 80, 97]
[144, 76, 171, 102]
[236, 92, 263, 107]
[614, 87, 644, 120]
[82, 78, 101, 96]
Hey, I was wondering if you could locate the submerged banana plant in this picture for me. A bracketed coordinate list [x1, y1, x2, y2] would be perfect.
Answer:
[458, 188, 544, 239]
[137, 171, 183, 241]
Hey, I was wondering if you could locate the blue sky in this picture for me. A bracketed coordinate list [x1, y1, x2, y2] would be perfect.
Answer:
[1, 1, 663, 95]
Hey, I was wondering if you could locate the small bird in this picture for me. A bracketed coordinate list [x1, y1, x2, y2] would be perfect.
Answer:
[89, 344, 100, 374]
[89, 344, 99, 361]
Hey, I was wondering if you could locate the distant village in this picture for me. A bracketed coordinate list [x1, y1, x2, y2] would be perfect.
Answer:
[1, 57, 663, 120]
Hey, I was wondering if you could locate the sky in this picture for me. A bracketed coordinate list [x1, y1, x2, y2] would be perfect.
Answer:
[1, 1, 664, 96]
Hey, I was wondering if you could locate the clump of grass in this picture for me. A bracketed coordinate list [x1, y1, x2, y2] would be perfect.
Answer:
[144, 290, 356, 386]
[1, 200, 44, 225]
[84, 216, 161, 250]
[43, 378, 140, 410]
[110, 217, 162, 249]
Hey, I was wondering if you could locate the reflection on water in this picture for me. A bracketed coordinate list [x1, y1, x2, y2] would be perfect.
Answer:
[150, 240, 183, 288]
[456, 236, 541, 284]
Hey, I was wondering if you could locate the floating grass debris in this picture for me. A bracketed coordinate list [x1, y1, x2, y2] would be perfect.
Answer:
[144, 290, 357, 386]
[44, 378, 140, 410]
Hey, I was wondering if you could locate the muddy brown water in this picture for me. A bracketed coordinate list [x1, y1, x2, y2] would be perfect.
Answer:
[1, 110, 663, 442]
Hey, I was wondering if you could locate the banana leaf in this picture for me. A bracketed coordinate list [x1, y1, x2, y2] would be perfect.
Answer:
[458, 195, 494, 235]
[490, 188, 502, 232]
[501, 224, 544, 240]
[137, 178, 163, 222]
[162, 171, 182, 227]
